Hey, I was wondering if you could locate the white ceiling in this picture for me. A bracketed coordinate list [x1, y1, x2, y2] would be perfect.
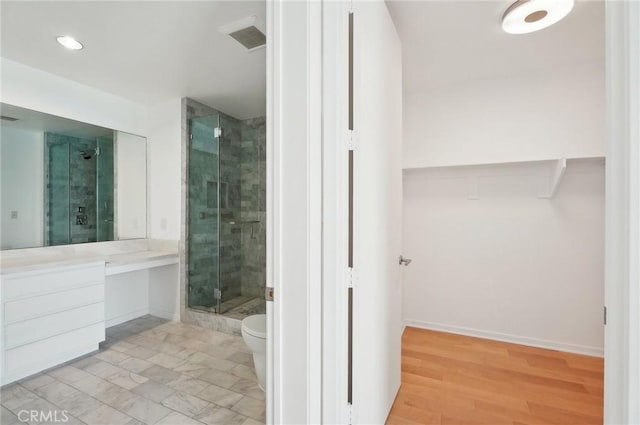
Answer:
[1, 1, 603, 113]
[1, 1, 266, 120]
[1, 103, 113, 139]
[386, 0, 605, 92]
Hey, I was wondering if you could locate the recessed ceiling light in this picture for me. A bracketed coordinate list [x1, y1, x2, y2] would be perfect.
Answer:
[56, 36, 83, 50]
[502, 0, 574, 34]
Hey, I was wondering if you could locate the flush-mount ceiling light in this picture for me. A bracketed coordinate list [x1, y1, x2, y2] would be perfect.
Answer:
[56, 36, 83, 50]
[502, 0, 574, 34]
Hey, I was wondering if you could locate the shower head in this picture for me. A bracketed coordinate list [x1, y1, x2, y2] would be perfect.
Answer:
[80, 147, 101, 160]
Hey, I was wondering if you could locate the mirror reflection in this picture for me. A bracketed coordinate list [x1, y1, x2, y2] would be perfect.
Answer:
[0, 103, 147, 249]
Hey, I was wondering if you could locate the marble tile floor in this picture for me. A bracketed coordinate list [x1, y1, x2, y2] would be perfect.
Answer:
[0, 315, 264, 425]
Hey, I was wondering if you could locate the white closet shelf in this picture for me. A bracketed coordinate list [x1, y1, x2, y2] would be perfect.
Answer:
[403, 156, 605, 200]
[402, 156, 604, 172]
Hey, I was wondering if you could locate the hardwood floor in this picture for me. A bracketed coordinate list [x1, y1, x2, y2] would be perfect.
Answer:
[386, 327, 603, 425]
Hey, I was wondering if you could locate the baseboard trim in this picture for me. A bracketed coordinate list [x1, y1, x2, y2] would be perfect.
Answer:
[148, 307, 180, 322]
[106, 308, 149, 328]
[403, 319, 604, 357]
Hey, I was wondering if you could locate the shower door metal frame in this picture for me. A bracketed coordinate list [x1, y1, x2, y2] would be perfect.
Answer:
[213, 113, 222, 314]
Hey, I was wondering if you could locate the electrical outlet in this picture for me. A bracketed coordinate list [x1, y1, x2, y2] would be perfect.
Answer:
[10, 211, 18, 219]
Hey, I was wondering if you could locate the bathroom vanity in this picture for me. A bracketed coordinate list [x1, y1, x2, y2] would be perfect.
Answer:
[0, 240, 179, 385]
[0, 103, 179, 385]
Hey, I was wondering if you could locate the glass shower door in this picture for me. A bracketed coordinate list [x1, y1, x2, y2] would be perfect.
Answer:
[187, 114, 222, 313]
[186, 109, 266, 317]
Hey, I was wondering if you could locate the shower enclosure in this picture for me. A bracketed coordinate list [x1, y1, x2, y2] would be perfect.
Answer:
[45, 132, 115, 245]
[186, 103, 266, 318]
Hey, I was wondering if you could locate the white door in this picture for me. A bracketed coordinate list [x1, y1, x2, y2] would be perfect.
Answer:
[351, 2, 404, 423]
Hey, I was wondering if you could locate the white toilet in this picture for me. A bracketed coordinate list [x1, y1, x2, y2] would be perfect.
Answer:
[241, 314, 266, 391]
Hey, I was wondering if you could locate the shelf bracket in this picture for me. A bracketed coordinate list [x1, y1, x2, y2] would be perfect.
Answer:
[541, 158, 567, 199]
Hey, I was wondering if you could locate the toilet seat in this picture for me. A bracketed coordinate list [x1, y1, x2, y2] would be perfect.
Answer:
[242, 314, 266, 339]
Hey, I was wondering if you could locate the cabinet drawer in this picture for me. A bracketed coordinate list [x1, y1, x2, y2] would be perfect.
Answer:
[5, 303, 104, 348]
[5, 284, 104, 324]
[4, 323, 104, 384]
[2, 264, 104, 300]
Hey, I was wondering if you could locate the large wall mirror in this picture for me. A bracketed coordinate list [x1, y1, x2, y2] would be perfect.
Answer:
[0, 103, 147, 249]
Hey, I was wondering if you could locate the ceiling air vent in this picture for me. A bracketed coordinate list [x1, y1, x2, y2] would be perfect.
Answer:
[219, 16, 266, 52]
[229, 26, 266, 51]
[0, 116, 18, 122]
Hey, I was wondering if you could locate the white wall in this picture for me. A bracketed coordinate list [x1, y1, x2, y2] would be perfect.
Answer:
[116, 131, 148, 239]
[148, 265, 180, 321]
[0, 127, 44, 249]
[403, 62, 605, 168]
[267, 0, 326, 422]
[105, 265, 180, 327]
[0, 59, 148, 137]
[105, 270, 149, 327]
[402, 159, 605, 355]
[147, 98, 182, 241]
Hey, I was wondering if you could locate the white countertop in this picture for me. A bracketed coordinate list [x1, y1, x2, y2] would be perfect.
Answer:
[105, 250, 178, 266]
[0, 254, 104, 274]
[1, 240, 179, 275]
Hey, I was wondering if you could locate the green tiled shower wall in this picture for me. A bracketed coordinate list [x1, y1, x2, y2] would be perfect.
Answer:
[45, 132, 114, 245]
[186, 99, 266, 313]
[46, 140, 70, 246]
[239, 117, 266, 299]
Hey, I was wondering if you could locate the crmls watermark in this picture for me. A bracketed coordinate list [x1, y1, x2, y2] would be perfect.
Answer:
[17, 409, 69, 423]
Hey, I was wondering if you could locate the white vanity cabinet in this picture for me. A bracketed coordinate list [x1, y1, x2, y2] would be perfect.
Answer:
[0, 240, 179, 385]
[0, 261, 106, 385]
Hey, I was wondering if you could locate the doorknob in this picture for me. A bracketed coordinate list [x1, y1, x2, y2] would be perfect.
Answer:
[399, 255, 412, 266]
